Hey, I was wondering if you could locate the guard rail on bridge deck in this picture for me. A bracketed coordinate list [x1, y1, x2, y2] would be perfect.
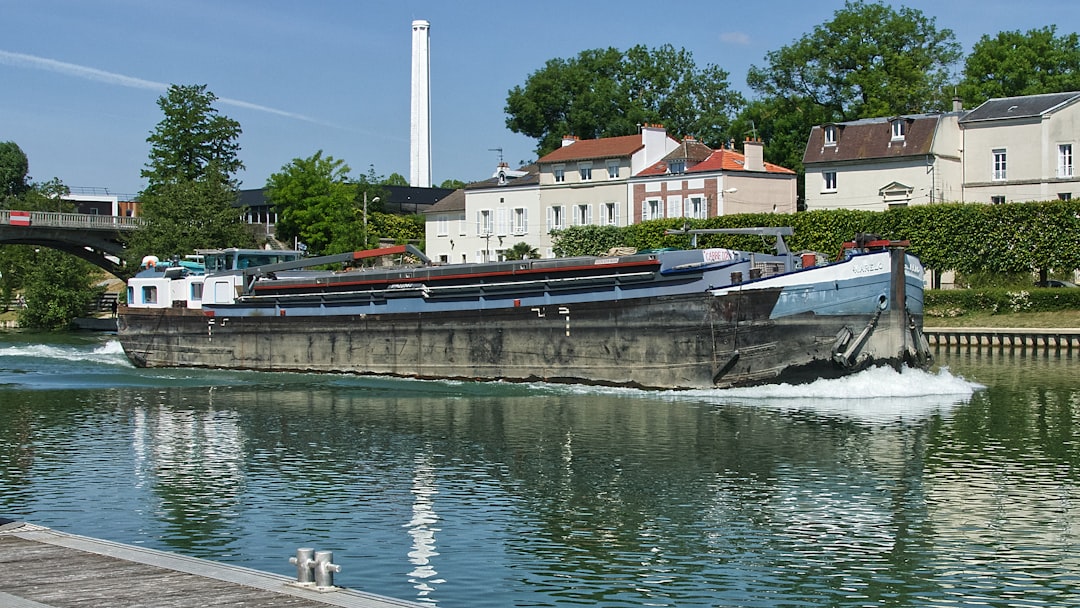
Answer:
[1, 210, 144, 231]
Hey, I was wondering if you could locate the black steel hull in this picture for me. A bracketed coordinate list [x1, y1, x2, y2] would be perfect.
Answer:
[118, 288, 925, 390]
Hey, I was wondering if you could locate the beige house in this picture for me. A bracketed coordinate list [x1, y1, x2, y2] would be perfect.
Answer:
[425, 125, 800, 262]
[534, 125, 679, 256]
[423, 166, 540, 264]
[958, 91, 1079, 203]
[803, 112, 964, 211]
[632, 138, 797, 219]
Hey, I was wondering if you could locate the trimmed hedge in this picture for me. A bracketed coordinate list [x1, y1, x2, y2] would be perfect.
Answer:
[925, 288, 1080, 317]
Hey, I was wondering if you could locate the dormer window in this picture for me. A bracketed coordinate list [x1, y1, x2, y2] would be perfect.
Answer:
[553, 165, 565, 183]
[824, 125, 837, 146]
[668, 160, 686, 174]
[891, 120, 906, 140]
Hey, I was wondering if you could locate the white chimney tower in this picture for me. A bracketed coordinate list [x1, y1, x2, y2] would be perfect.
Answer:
[410, 19, 432, 188]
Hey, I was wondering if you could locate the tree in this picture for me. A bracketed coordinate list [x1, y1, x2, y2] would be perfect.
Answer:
[17, 248, 102, 330]
[958, 26, 1080, 107]
[383, 172, 409, 187]
[0, 141, 30, 202]
[141, 84, 243, 194]
[505, 44, 744, 156]
[504, 242, 539, 260]
[439, 179, 466, 189]
[266, 151, 359, 256]
[127, 84, 251, 266]
[127, 176, 254, 264]
[746, 1, 961, 122]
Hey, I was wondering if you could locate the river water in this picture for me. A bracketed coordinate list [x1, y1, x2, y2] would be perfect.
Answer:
[1, 332, 1078, 607]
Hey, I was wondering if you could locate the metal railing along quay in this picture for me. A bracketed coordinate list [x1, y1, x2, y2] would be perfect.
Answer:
[925, 327, 1080, 354]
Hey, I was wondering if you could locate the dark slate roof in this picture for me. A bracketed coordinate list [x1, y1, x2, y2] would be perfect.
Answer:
[662, 139, 713, 163]
[803, 114, 942, 165]
[464, 164, 540, 190]
[234, 185, 454, 213]
[959, 91, 1080, 124]
[424, 188, 465, 213]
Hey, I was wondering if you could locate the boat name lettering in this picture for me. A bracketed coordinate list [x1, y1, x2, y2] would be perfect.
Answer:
[388, 283, 421, 289]
[702, 248, 736, 263]
[851, 261, 884, 274]
[593, 258, 619, 265]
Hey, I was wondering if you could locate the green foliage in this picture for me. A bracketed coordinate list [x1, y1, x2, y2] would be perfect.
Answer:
[959, 26, 1080, 107]
[365, 213, 424, 246]
[124, 177, 254, 265]
[926, 287, 1080, 318]
[16, 248, 103, 330]
[746, 1, 961, 121]
[552, 201, 1080, 284]
[439, 179, 466, 189]
[505, 44, 744, 156]
[267, 151, 358, 256]
[550, 225, 627, 257]
[383, 172, 409, 187]
[128, 84, 249, 266]
[504, 241, 540, 260]
[0, 141, 30, 201]
[141, 84, 243, 195]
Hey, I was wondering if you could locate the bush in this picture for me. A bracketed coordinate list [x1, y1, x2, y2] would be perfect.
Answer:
[926, 287, 1080, 317]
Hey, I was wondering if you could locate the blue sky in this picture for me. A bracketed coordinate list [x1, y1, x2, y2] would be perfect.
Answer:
[2, 0, 1076, 198]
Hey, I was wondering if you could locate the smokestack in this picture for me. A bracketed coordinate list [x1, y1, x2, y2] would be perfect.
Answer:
[410, 20, 431, 188]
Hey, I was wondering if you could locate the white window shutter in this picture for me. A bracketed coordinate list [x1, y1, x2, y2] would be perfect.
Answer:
[523, 208, 529, 233]
[475, 211, 482, 235]
[614, 203, 621, 226]
[586, 204, 593, 225]
[547, 206, 554, 231]
[496, 208, 508, 236]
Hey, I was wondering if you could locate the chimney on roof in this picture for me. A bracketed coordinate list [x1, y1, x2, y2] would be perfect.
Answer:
[744, 139, 765, 172]
[952, 96, 963, 112]
[562, 135, 579, 147]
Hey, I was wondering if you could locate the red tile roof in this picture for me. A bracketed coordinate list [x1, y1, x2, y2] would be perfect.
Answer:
[537, 134, 643, 163]
[637, 148, 795, 176]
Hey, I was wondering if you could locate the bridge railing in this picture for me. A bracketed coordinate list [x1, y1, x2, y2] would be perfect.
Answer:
[0, 210, 145, 231]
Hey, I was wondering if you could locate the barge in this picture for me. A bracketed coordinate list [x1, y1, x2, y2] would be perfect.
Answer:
[117, 228, 931, 390]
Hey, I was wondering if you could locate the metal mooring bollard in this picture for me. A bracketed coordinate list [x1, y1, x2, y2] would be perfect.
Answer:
[313, 550, 342, 589]
[289, 548, 316, 585]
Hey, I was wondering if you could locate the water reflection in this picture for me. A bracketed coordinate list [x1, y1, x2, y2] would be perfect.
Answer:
[3, 337, 1080, 607]
[406, 447, 444, 601]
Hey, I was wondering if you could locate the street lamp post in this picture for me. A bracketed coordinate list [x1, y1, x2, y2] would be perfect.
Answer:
[362, 192, 380, 249]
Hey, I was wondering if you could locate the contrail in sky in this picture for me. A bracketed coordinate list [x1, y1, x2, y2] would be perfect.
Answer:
[0, 49, 330, 126]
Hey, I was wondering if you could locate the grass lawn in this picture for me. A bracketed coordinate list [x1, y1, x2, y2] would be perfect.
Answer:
[924, 309, 1080, 328]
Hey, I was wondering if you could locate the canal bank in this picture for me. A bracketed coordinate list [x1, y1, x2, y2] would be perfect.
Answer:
[925, 327, 1080, 353]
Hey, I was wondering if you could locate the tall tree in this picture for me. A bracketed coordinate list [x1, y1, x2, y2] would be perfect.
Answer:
[958, 26, 1080, 107]
[141, 84, 243, 194]
[127, 84, 251, 266]
[0, 141, 30, 202]
[746, 1, 961, 122]
[505, 44, 744, 156]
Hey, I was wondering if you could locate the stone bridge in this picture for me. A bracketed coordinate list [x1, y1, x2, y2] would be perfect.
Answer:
[0, 210, 144, 276]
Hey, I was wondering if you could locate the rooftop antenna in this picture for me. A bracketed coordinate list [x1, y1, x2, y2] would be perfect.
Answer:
[749, 120, 758, 140]
[489, 147, 504, 164]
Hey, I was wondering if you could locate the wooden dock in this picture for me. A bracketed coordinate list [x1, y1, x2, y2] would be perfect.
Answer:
[925, 327, 1080, 354]
[0, 520, 425, 608]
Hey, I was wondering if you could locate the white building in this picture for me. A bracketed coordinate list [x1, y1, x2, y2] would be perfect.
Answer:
[803, 111, 964, 211]
[958, 91, 1079, 204]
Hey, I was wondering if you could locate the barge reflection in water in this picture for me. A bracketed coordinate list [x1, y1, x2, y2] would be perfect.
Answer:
[2, 334, 1079, 607]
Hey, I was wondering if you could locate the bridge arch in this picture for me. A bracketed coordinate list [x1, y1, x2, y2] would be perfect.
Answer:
[0, 210, 142, 277]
